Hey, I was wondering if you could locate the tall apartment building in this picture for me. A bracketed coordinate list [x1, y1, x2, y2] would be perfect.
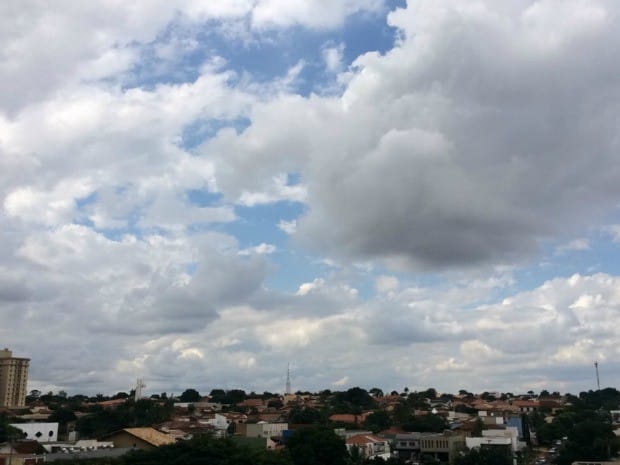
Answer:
[0, 348, 30, 408]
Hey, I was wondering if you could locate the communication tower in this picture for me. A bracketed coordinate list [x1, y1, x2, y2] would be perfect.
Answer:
[286, 364, 291, 395]
[135, 378, 146, 401]
[594, 361, 600, 390]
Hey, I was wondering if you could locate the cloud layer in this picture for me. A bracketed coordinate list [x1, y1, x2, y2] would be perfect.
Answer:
[2, 0, 620, 396]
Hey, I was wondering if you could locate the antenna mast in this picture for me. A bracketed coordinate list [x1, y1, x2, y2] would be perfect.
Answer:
[286, 364, 291, 395]
[594, 361, 600, 390]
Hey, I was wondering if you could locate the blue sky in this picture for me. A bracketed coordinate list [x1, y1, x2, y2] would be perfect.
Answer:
[2, 0, 620, 396]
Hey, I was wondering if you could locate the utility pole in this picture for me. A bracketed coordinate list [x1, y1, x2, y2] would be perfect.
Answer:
[285, 364, 291, 395]
[594, 361, 601, 390]
[8, 431, 14, 465]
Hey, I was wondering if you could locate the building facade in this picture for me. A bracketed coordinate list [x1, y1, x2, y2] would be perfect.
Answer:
[238, 422, 288, 438]
[419, 432, 466, 464]
[9, 422, 58, 443]
[394, 432, 434, 460]
[345, 434, 391, 461]
[0, 348, 30, 408]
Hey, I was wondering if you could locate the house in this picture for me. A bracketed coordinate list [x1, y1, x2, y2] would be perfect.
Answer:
[466, 427, 525, 454]
[257, 412, 287, 423]
[419, 432, 466, 464]
[335, 429, 373, 440]
[345, 434, 391, 460]
[394, 432, 437, 461]
[237, 422, 288, 439]
[538, 399, 562, 414]
[328, 412, 371, 425]
[512, 400, 539, 413]
[99, 427, 175, 451]
[157, 417, 217, 439]
[477, 410, 505, 426]
[0, 440, 46, 464]
[238, 398, 266, 409]
[377, 426, 406, 442]
[223, 412, 247, 425]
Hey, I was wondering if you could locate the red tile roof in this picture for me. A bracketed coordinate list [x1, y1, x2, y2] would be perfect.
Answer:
[513, 400, 539, 407]
[329, 413, 370, 424]
[346, 434, 386, 446]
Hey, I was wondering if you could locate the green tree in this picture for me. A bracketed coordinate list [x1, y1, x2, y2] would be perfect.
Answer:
[288, 407, 322, 424]
[76, 398, 174, 438]
[471, 417, 484, 437]
[179, 388, 201, 402]
[402, 414, 447, 433]
[364, 410, 392, 433]
[0, 413, 22, 443]
[333, 387, 375, 411]
[392, 401, 412, 424]
[227, 389, 247, 404]
[557, 418, 618, 465]
[286, 426, 348, 465]
[121, 435, 292, 465]
[349, 445, 363, 465]
[50, 407, 77, 436]
[209, 389, 227, 403]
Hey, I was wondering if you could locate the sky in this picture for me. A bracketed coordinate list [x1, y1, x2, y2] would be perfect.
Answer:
[2, 0, 620, 397]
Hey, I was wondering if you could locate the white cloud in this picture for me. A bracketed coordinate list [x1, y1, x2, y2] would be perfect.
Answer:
[296, 278, 325, 296]
[322, 43, 345, 72]
[238, 174, 307, 206]
[278, 219, 297, 235]
[555, 238, 591, 255]
[251, 0, 383, 30]
[374, 275, 399, 293]
[239, 243, 277, 256]
[208, 0, 620, 271]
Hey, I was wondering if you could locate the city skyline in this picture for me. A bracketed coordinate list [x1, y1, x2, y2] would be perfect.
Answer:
[2, 0, 620, 396]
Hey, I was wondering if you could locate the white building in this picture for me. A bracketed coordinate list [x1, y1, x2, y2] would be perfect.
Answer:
[241, 422, 288, 438]
[346, 434, 391, 461]
[10, 422, 58, 442]
[466, 427, 525, 454]
[203, 413, 229, 431]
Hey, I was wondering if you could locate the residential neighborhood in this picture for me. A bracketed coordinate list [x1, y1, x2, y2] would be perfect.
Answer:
[1, 367, 620, 465]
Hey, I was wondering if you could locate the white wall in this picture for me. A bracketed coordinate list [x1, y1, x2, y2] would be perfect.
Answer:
[10, 422, 58, 442]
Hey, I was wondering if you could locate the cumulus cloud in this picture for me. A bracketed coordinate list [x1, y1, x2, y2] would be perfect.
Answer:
[237, 174, 307, 206]
[296, 278, 326, 296]
[322, 42, 345, 72]
[0, 0, 384, 112]
[251, 0, 384, 29]
[209, 0, 620, 270]
[3, 0, 620, 396]
[239, 243, 277, 256]
[278, 219, 297, 235]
